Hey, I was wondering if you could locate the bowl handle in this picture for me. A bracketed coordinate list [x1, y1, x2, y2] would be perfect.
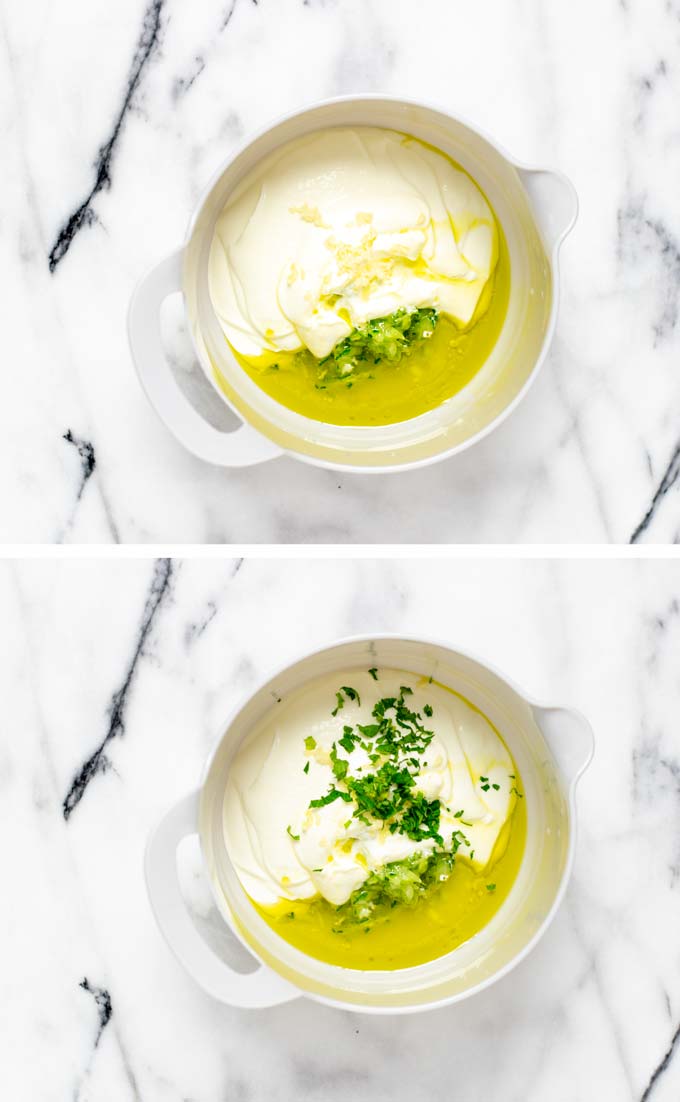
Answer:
[127, 250, 283, 467]
[517, 168, 579, 253]
[532, 705, 595, 783]
[145, 791, 299, 1007]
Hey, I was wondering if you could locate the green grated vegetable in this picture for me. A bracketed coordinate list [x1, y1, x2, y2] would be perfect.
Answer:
[318, 307, 439, 382]
[333, 850, 456, 930]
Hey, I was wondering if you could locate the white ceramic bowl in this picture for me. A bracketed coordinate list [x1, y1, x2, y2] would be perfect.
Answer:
[145, 635, 593, 1013]
[128, 95, 577, 472]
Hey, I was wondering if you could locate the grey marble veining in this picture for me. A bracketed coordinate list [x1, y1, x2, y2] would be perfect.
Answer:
[1, 0, 680, 543]
[2, 557, 680, 1099]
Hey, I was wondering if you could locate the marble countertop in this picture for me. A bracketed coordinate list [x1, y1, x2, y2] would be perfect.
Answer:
[2, 0, 680, 544]
[3, 555, 680, 1099]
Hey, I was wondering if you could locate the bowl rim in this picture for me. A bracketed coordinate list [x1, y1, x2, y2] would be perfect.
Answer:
[198, 632, 592, 1013]
[181, 93, 576, 474]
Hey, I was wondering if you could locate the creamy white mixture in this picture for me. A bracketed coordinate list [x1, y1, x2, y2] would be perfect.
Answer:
[209, 127, 498, 360]
[223, 669, 516, 907]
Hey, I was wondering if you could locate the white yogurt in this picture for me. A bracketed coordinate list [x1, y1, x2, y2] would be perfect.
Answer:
[223, 669, 517, 907]
[209, 127, 498, 360]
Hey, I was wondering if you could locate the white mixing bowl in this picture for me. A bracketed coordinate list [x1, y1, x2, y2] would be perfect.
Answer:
[145, 635, 593, 1012]
[128, 96, 577, 471]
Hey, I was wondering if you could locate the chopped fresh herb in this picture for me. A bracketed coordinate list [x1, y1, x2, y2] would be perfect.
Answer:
[480, 783, 490, 792]
[340, 685, 360, 704]
[330, 746, 349, 781]
[303, 761, 310, 774]
[311, 684, 442, 844]
[486, 883, 496, 893]
[331, 685, 361, 715]
[309, 787, 352, 808]
[339, 726, 359, 754]
[454, 809, 465, 819]
[511, 786, 524, 799]
[304, 736, 317, 751]
[479, 776, 488, 783]
[423, 704, 433, 717]
[368, 667, 379, 680]
[492, 783, 500, 791]
[286, 825, 300, 841]
[287, 911, 295, 919]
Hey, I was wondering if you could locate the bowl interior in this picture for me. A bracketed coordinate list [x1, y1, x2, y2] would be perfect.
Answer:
[183, 98, 553, 469]
[199, 638, 571, 1011]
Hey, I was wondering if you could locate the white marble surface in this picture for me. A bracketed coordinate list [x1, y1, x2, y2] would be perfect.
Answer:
[2, 0, 680, 543]
[2, 555, 680, 1099]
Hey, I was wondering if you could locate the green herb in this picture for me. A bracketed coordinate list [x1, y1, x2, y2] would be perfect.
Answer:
[486, 883, 496, 893]
[423, 704, 433, 717]
[309, 787, 352, 808]
[286, 825, 300, 841]
[339, 726, 359, 754]
[330, 745, 349, 781]
[480, 783, 490, 792]
[304, 736, 317, 751]
[340, 685, 360, 704]
[318, 307, 439, 383]
[287, 911, 295, 919]
[451, 829, 470, 854]
[511, 786, 524, 799]
[368, 667, 379, 680]
[303, 761, 310, 774]
[492, 783, 500, 791]
[311, 684, 441, 844]
[331, 685, 361, 715]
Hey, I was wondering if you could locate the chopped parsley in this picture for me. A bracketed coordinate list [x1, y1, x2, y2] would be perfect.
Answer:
[331, 685, 360, 716]
[309, 684, 443, 844]
[368, 667, 379, 680]
[341, 685, 361, 704]
[304, 736, 317, 751]
[286, 825, 300, 841]
[309, 787, 352, 808]
[303, 761, 310, 774]
[486, 883, 496, 893]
